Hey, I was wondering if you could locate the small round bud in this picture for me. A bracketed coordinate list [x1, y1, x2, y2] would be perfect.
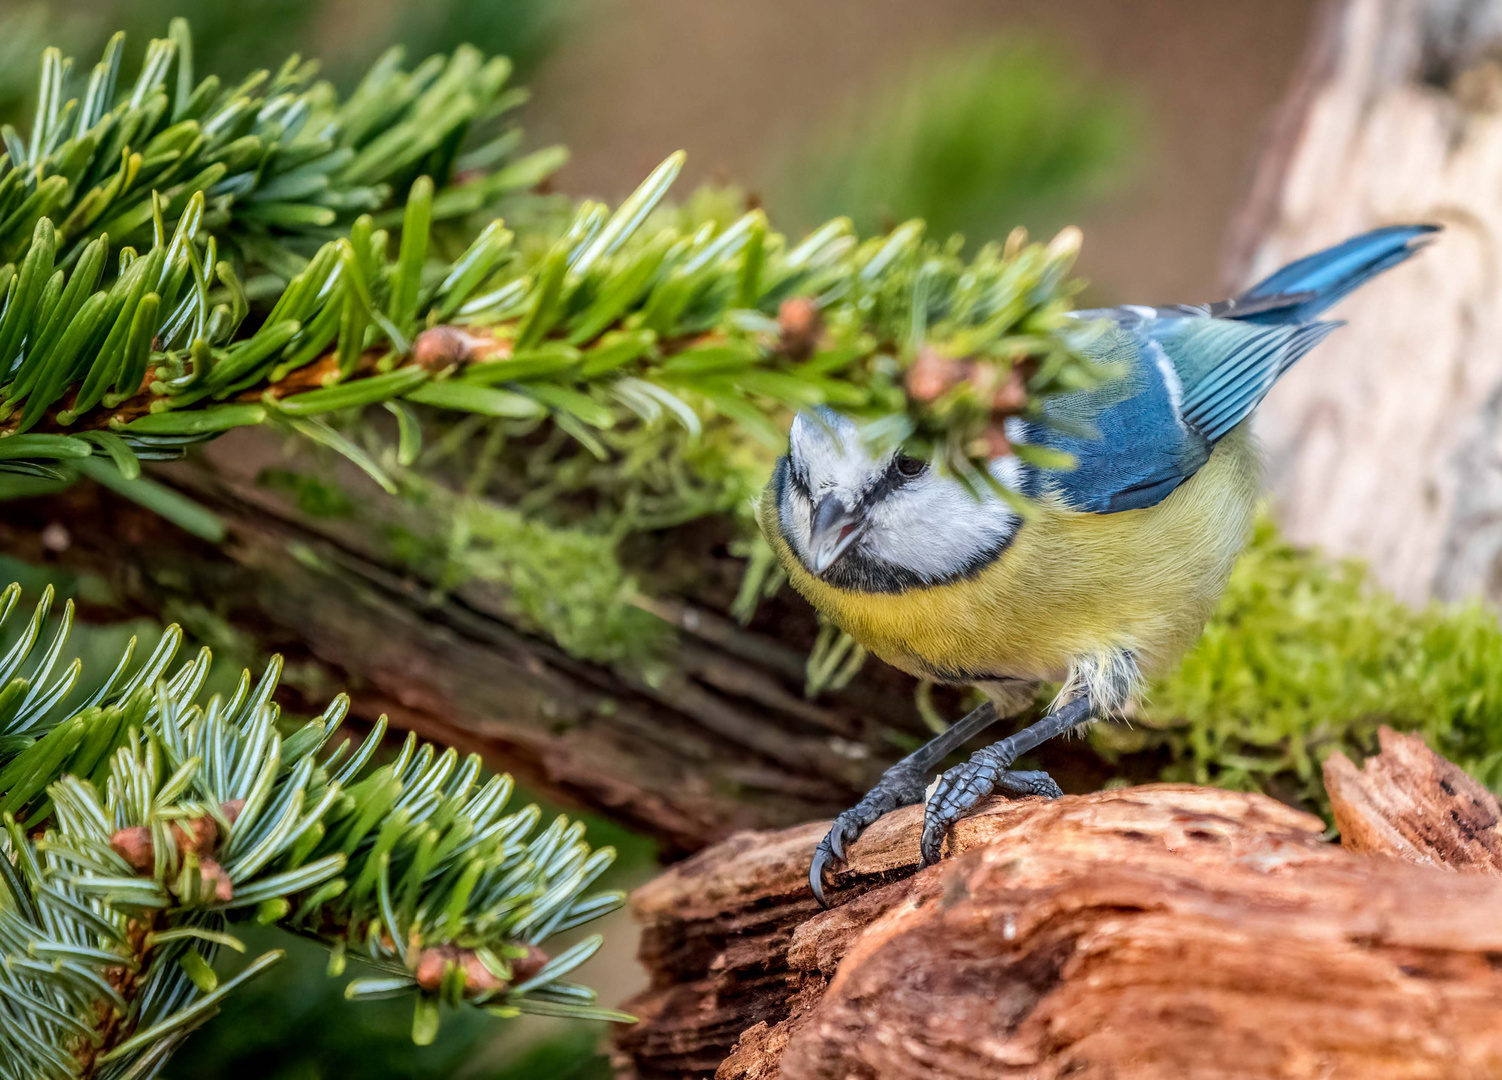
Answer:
[412, 326, 472, 373]
[777, 298, 822, 360]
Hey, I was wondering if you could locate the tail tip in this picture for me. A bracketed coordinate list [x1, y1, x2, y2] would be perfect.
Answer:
[1406, 221, 1443, 247]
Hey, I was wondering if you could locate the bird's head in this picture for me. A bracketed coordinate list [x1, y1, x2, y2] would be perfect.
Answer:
[771, 409, 1023, 592]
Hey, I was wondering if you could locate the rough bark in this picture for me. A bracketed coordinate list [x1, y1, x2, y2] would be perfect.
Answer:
[1325, 723, 1502, 869]
[614, 775, 1502, 1080]
[1227, 0, 1502, 605]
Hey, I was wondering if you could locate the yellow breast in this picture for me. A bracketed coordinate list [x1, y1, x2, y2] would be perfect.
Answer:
[760, 427, 1259, 683]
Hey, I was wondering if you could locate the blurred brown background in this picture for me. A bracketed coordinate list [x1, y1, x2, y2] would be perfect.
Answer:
[526, 0, 1315, 301]
[16, 0, 1318, 301]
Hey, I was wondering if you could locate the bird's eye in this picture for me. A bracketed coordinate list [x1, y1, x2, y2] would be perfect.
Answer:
[895, 453, 927, 478]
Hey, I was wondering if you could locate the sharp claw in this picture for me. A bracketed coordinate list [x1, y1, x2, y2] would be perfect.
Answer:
[829, 822, 847, 862]
[919, 819, 946, 866]
[920, 773, 952, 866]
[809, 843, 832, 908]
[809, 761, 936, 905]
[996, 768, 1062, 800]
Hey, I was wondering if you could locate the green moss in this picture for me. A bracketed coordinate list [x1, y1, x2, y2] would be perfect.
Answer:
[384, 474, 667, 664]
[259, 468, 357, 518]
[1139, 515, 1502, 809]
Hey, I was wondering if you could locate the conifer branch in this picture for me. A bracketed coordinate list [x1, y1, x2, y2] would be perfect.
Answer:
[0, 21, 557, 279]
[0, 583, 625, 1077]
[0, 152, 1096, 500]
[0, 25, 1104, 504]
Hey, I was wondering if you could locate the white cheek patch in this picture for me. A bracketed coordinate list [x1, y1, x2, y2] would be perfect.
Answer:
[860, 472, 1020, 582]
[784, 409, 1023, 584]
[989, 451, 1024, 491]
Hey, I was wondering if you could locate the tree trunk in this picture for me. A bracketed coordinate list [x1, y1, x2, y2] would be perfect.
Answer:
[1227, 0, 1502, 605]
[613, 731, 1502, 1080]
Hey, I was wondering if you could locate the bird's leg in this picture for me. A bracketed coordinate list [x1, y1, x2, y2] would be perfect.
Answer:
[809, 699, 1005, 907]
[919, 653, 1139, 865]
[918, 695, 1092, 863]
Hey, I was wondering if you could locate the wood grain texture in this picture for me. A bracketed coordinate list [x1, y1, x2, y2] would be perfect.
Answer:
[614, 782, 1502, 1080]
[1326, 724, 1502, 869]
[1228, 0, 1502, 605]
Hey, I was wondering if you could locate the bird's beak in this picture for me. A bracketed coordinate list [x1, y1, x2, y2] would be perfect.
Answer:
[810, 494, 863, 576]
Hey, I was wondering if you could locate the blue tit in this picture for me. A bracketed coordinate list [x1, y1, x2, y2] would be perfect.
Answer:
[758, 224, 1439, 905]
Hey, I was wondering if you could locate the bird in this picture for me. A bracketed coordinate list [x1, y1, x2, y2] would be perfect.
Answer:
[758, 224, 1439, 906]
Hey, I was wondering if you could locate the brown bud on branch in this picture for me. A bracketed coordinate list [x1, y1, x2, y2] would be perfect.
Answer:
[413, 943, 549, 996]
[412, 325, 508, 373]
[776, 298, 822, 361]
[109, 801, 244, 872]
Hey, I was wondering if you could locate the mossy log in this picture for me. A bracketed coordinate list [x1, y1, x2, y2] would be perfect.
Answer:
[613, 730, 1502, 1079]
[0, 451, 827, 854]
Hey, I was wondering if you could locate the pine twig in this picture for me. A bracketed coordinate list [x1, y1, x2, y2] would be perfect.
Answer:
[0, 583, 627, 1077]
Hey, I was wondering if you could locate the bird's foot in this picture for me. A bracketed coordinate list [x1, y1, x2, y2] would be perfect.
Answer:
[810, 759, 929, 907]
[919, 745, 1061, 865]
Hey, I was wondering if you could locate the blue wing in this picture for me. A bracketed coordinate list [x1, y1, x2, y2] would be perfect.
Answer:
[1019, 224, 1437, 514]
[1018, 318, 1213, 513]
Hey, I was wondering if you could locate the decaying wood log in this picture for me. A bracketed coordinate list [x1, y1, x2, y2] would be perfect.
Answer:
[1325, 724, 1502, 869]
[615, 776, 1502, 1079]
[1228, 0, 1502, 605]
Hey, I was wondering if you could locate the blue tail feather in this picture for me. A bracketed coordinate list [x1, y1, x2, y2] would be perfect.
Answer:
[1230, 224, 1439, 325]
[1033, 223, 1437, 516]
[1167, 226, 1436, 444]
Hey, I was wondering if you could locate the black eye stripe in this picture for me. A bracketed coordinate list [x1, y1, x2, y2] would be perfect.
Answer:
[787, 448, 925, 511]
[789, 460, 812, 498]
[854, 453, 927, 508]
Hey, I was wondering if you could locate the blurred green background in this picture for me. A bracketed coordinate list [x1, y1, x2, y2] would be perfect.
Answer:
[0, 0, 1317, 1072]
